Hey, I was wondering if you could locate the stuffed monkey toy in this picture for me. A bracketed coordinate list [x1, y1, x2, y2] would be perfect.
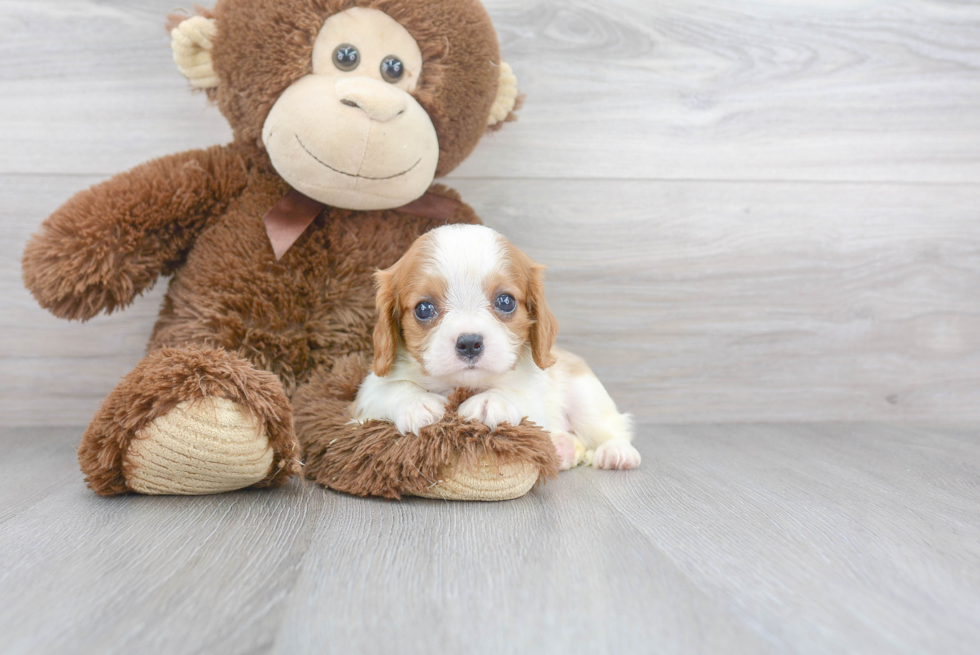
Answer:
[22, 0, 559, 500]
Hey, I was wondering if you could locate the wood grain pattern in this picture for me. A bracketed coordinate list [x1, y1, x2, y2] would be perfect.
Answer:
[1, 1, 979, 182]
[1, 423, 978, 654]
[466, 0, 980, 183]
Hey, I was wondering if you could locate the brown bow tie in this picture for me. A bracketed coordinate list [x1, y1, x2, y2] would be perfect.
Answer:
[263, 189, 462, 261]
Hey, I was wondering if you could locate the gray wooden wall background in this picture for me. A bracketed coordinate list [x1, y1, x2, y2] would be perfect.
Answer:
[2, 0, 978, 427]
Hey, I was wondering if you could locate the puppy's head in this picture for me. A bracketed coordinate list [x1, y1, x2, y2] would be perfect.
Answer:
[373, 224, 559, 385]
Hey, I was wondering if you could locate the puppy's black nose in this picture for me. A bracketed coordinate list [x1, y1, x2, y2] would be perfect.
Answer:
[455, 334, 484, 360]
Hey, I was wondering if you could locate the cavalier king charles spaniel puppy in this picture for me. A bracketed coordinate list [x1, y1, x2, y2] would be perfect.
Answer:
[353, 224, 639, 470]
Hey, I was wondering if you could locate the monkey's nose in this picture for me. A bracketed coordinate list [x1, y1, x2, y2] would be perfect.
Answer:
[335, 77, 407, 123]
[455, 334, 484, 361]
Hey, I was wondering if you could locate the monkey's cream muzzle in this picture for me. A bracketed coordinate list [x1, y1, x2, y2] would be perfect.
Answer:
[262, 74, 439, 211]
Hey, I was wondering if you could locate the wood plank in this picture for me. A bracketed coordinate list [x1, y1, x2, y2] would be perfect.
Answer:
[0, 426, 325, 655]
[0, 427, 77, 524]
[270, 464, 762, 655]
[0, 0, 233, 176]
[6, 174, 979, 425]
[1, 1, 978, 182]
[591, 423, 980, 655]
[1, 423, 978, 654]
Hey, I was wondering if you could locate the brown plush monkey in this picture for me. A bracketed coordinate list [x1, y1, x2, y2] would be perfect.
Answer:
[22, 0, 558, 500]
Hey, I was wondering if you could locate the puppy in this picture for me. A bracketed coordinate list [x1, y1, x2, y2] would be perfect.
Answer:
[353, 224, 639, 470]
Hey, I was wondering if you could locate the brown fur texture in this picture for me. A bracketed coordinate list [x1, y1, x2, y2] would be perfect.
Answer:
[22, 145, 250, 321]
[78, 346, 300, 496]
[21, 0, 538, 498]
[294, 355, 559, 499]
[147, 179, 480, 395]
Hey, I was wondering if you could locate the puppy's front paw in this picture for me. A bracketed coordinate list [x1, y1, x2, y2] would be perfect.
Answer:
[458, 391, 524, 430]
[394, 393, 448, 436]
[593, 439, 641, 470]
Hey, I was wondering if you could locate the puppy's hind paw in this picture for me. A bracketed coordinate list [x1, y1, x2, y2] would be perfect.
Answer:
[550, 432, 578, 471]
[593, 439, 641, 470]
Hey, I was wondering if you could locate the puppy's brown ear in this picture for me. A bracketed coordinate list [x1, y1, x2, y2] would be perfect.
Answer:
[527, 264, 559, 369]
[372, 269, 400, 377]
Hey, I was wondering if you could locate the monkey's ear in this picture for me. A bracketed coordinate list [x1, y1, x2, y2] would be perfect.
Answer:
[170, 14, 219, 90]
[487, 62, 520, 129]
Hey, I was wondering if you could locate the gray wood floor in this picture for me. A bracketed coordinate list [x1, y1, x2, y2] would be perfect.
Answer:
[1, 423, 979, 655]
[2, 1, 980, 653]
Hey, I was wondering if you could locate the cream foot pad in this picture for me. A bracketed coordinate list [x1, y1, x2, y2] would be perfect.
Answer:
[413, 458, 539, 502]
[124, 398, 275, 495]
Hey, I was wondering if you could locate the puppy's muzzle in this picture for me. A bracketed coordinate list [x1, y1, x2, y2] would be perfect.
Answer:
[455, 333, 484, 363]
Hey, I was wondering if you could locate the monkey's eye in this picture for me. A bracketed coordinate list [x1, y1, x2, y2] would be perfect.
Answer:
[494, 294, 517, 314]
[380, 56, 405, 83]
[333, 44, 360, 72]
[414, 302, 436, 321]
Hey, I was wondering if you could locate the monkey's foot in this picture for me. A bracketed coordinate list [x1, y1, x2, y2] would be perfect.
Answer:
[124, 398, 275, 495]
[79, 346, 300, 496]
[412, 458, 539, 502]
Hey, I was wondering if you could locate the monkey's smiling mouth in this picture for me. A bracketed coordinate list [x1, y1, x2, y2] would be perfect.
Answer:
[295, 135, 421, 180]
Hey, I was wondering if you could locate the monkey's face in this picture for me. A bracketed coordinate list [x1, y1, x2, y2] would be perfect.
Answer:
[261, 9, 439, 210]
[171, 0, 520, 210]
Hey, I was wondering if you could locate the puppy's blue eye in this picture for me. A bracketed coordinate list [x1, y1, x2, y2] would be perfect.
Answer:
[494, 294, 516, 314]
[414, 302, 436, 321]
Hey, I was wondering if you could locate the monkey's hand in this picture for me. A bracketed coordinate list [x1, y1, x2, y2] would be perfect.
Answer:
[22, 145, 249, 321]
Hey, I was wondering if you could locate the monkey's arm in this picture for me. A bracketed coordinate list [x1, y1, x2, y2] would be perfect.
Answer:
[22, 145, 250, 321]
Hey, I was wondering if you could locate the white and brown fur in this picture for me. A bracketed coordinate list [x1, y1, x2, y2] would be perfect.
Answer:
[353, 224, 639, 470]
